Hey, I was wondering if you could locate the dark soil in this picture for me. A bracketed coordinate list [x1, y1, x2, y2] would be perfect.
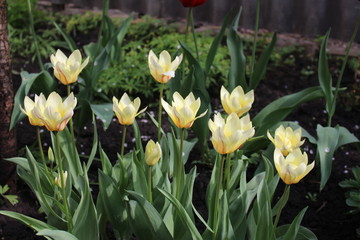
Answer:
[2, 10, 360, 240]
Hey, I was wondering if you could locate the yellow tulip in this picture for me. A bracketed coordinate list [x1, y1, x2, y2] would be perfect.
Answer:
[113, 93, 147, 125]
[50, 49, 89, 85]
[161, 92, 207, 129]
[148, 50, 183, 83]
[274, 148, 314, 185]
[208, 112, 255, 154]
[20, 94, 45, 127]
[32, 92, 77, 132]
[55, 171, 68, 189]
[145, 140, 162, 166]
[267, 125, 305, 156]
[220, 85, 254, 117]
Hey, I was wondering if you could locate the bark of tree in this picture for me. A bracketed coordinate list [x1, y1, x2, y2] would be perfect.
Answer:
[0, 0, 16, 184]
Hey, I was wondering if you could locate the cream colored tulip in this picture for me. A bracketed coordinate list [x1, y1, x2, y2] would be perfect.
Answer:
[220, 85, 254, 117]
[20, 94, 45, 127]
[145, 140, 162, 166]
[208, 112, 255, 154]
[50, 49, 89, 85]
[32, 92, 77, 132]
[113, 93, 147, 126]
[55, 171, 68, 189]
[148, 50, 183, 83]
[274, 148, 314, 185]
[161, 92, 207, 129]
[267, 125, 305, 156]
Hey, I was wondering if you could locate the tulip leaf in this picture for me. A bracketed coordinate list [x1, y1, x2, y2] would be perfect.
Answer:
[276, 225, 318, 240]
[85, 114, 98, 172]
[90, 103, 114, 130]
[157, 188, 203, 240]
[253, 86, 324, 136]
[0, 210, 56, 232]
[133, 120, 145, 160]
[37, 229, 79, 240]
[214, 192, 236, 240]
[249, 32, 277, 90]
[131, 151, 148, 198]
[53, 21, 77, 51]
[126, 191, 173, 240]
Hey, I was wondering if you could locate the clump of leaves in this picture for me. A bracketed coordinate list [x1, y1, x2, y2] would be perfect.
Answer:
[339, 167, 360, 237]
[0, 185, 18, 206]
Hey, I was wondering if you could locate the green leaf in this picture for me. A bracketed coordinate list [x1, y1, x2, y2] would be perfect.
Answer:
[37, 229, 79, 240]
[3, 194, 19, 205]
[279, 207, 308, 240]
[86, 114, 98, 172]
[53, 21, 77, 51]
[214, 192, 235, 240]
[249, 33, 277, 90]
[126, 191, 173, 240]
[276, 225, 318, 240]
[253, 87, 324, 136]
[158, 188, 202, 239]
[90, 103, 114, 130]
[131, 151, 148, 198]
[0, 210, 56, 232]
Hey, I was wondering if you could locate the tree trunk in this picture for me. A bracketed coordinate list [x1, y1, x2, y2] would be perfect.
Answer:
[0, 0, 16, 184]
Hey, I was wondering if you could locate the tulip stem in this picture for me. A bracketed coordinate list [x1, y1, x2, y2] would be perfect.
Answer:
[37, 127, 51, 181]
[147, 166, 153, 203]
[121, 125, 127, 157]
[157, 84, 164, 141]
[273, 184, 291, 237]
[213, 154, 225, 230]
[67, 85, 75, 142]
[250, 0, 260, 86]
[189, 7, 200, 60]
[56, 132, 73, 231]
[225, 153, 231, 195]
[176, 128, 185, 199]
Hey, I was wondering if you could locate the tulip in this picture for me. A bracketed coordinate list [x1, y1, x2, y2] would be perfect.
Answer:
[50, 49, 89, 85]
[48, 147, 54, 163]
[113, 93, 147, 126]
[208, 112, 255, 154]
[274, 148, 314, 185]
[179, 0, 206, 7]
[220, 85, 254, 117]
[148, 50, 183, 83]
[20, 94, 45, 127]
[267, 125, 305, 156]
[54, 171, 68, 189]
[32, 92, 77, 132]
[161, 92, 207, 129]
[145, 140, 162, 166]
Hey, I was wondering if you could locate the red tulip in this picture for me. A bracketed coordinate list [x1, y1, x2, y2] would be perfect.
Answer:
[179, 0, 207, 7]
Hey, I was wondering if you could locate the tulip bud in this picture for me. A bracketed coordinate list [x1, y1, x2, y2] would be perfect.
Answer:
[220, 85, 254, 117]
[32, 92, 77, 132]
[145, 140, 162, 166]
[161, 92, 207, 129]
[20, 94, 45, 127]
[208, 113, 255, 154]
[54, 171, 68, 189]
[113, 93, 147, 125]
[48, 147, 54, 163]
[267, 125, 305, 156]
[274, 148, 314, 184]
[50, 49, 89, 85]
[148, 50, 183, 83]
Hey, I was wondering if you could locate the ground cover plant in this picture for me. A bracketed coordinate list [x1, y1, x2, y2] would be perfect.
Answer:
[2, 0, 360, 239]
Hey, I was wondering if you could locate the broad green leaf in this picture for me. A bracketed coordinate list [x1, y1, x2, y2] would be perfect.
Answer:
[90, 103, 114, 130]
[0, 210, 56, 232]
[279, 207, 308, 240]
[253, 87, 324, 136]
[131, 151, 148, 198]
[214, 192, 235, 240]
[5, 157, 30, 171]
[126, 191, 173, 240]
[37, 229, 79, 240]
[276, 225, 318, 240]
[158, 188, 202, 240]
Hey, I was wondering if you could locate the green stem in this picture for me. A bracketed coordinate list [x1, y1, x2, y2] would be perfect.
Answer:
[27, 0, 44, 71]
[273, 184, 291, 235]
[37, 127, 52, 182]
[121, 125, 127, 157]
[328, 15, 360, 127]
[250, 0, 261, 79]
[175, 128, 185, 199]
[189, 8, 200, 60]
[147, 166, 153, 203]
[225, 153, 231, 195]
[185, 8, 191, 43]
[157, 84, 164, 141]
[56, 132, 73, 231]
[67, 85, 75, 141]
[213, 154, 225, 229]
